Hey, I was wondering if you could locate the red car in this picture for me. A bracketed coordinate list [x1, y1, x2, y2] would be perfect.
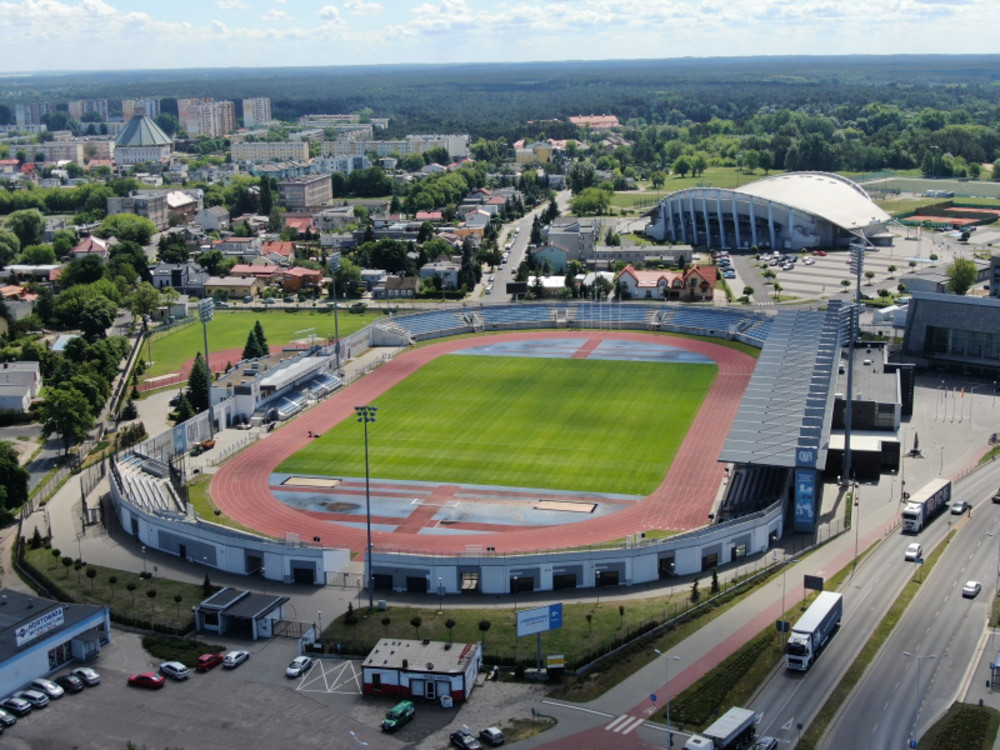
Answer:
[127, 672, 165, 689]
[195, 653, 224, 672]
[812, 249, 827, 256]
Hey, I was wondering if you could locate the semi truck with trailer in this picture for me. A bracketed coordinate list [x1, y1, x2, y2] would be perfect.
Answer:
[683, 707, 758, 750]
[785, 591, 843, 671]
[901, 477, 952, 533]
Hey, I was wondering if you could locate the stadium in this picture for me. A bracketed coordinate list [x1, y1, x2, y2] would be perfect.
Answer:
[645, 171, 892, 250]
[108, 296, 854, 597]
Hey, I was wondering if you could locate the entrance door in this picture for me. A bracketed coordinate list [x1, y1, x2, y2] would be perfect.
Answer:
[425, 680, 436, 700]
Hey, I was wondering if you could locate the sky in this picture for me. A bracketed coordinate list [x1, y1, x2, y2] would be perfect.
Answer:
[0, 0, 998, 74]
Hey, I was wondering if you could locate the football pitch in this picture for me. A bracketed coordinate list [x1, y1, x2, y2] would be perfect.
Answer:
[277, 354, 716, 496]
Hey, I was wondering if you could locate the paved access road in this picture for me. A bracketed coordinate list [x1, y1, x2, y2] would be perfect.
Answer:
[822, 469, 1000, 749]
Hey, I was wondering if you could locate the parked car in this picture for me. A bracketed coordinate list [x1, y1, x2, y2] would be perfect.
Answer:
[30, 678, 64, 699]
[263, 297, 277, 305]
[127, 672, 165, 689]
[159, 661, 191, 680]
[285, 656, 314, 678]
[993, 488, 1000, 504]
[71, 667, 101, 686]
[0, 697, 30, 717]
[195, 653, 224, 672]
[951, 500, 969, 515]
[754, 738, 779, 750]
[479, 726, 505, 746]
[14, 689, 49, 708]
[0, 707, 17, 726]
[905, 542, 922, 561]
[222, 650, 249, 669]
[451, 730, 483, 750]
[381, 699, 415, 732]
[54, 674, 85, 694]
[242, 295, 253, 303]
[283, 295, 296, 303]
[963, 581, 983, 598]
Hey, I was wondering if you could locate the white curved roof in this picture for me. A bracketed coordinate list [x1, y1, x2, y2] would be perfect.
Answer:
[735, 172, 889, 232]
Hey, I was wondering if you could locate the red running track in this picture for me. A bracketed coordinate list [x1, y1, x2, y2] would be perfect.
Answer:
[211, 331, 755, 554]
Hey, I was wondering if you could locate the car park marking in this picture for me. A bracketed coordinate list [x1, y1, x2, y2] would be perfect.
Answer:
[296, 659, 362, 694]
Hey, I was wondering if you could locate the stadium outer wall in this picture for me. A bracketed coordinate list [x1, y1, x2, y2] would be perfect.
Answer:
[110, 303, 791, 595]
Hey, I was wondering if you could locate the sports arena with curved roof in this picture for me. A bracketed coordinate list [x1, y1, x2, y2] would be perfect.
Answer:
[645, 171, 891, 250]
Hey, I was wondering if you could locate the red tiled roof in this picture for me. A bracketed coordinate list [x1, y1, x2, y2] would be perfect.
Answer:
[263, 240, 294, 256]
[283, 217, 313, 232]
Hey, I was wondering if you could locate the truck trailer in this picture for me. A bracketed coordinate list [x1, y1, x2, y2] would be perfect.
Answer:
[785, 591, 843, 671]
[901, 477, 952, 533]
[683, 706, 758, 750]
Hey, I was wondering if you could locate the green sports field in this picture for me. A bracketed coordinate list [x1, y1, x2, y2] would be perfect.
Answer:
[144, 310, 381, 379]
[277, 355, 716, 496]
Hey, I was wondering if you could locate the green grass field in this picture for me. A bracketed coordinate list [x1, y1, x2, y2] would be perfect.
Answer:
[144, 310, 381, 378]
[278, 355, 716, 495]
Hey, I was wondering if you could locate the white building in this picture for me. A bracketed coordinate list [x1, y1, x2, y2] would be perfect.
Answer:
[231, 141, 309, 163]
[0, 589, 111, 693]
[362, 639, 482, 704]
[241, 97, 272, 129]
[0, 361, 41, 412]
[113, 114, 173, 167]
[323, 134, 469, 159]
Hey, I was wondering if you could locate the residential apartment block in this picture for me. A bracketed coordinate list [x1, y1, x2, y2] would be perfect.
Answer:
[68, 99, 108, 122]
[122, 98, 161, 121]
[179, 98, 236, 138]
[277, 174, 332, 212]
[107, 192, 169, 230]
[241, 97, 272, 128]
[322, 133, 469, 159]
[14, 102, 52, 128]
[231, 141, 309, 163]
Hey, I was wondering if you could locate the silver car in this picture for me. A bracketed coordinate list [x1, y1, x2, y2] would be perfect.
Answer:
[71, 667, 101, 686]
[29, 678, 64, 699]
[223, 650, 249, 669]
[14, 689, 48, 708]
[159, 661, 191, 680]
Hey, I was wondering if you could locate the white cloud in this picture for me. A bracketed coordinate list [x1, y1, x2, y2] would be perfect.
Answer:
[275, 0, 287, 4]
[215, 0, 246, 9]
[344, 0, 382, 15]
[318, 4, 341, 20]
[261, 8, 290, 21]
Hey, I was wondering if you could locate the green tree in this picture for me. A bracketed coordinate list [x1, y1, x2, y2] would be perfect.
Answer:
[259, 175, 273, 216]
[5, 209, 44, 247]
[242, 330, 265, 360]
[173, 393, 195, 423]
[690, 577, 700, 604]
[128, 282, 161, 321]
[478, 619, 491, 650]
[445, 618, 456, 643]
[887, 264, 897, 278]
[0, 228, 20, 266]
[80, 294, 118, 341]
[381, 616, 391, 636]
[570, 187, 612, 216]
[126, 581, 137, 605]
[108, 575, 118, 601]
[40, 387, 95, 454]
[18, 244, 56, 264]
[86, 566, 97, 591]
[252, 320, 268, 353]
[864, 270, 875, 285]
[946, 256, 977, 295]
[147, 588, 157, 614]
[650, 171, 666, 189]
[711, 567, 720, 594]
[410, 615, 422, 638]
[97, 213, 156, 245]
[187, 352, 210, 412]
[0, 441, 29, 512]
[672, 156, 691, 177]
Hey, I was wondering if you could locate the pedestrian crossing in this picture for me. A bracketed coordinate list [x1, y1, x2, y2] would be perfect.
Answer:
[605, 714, 645, 734]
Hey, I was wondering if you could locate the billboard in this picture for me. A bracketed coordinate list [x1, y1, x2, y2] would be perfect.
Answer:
[516, 603, 563, 637]
[793, 468, 816, 533]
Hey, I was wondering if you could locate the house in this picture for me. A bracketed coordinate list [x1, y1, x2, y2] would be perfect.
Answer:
[194, 206, 230, 232]
[515, 141, 552, 164]
[527, 275, 570, 298]
[415, 211, 443, 223]
[204, 276, 265, 300]
[420, 163, 447, 175]
[229, 263, 282, 283]
[374, 276, 418, 299]
[212, 236, 261, 261]
[533, 244, 570, 274]
[276, 174, 332, 212]
[569, 114, 620, 130]
[615, 264, 718, 301]
[69, 236, 111, 262]
[150, 262, 209, 297]
[0, 159, 19, 174]
[107, 192, 169, 230]
[462, 209, 491, 231]
[545, 220, 599, 261]
[0, 361, 42, 413]
[194, 588, 289, 641]
[314, 206, 355, 231]
[281, 266, 323, 292]
[361, 269, 388, 291]
[419, 260, 461, 289]
[362, 638, 482, 704]
[166, 191, 202, 223]
[283, 216, 314, 237]
[262, 240, 294, 266]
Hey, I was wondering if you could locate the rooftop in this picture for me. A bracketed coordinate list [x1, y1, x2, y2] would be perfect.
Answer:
[363, 638, 479, 674]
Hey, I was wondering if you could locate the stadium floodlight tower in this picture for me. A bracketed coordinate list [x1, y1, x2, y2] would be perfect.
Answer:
[842, 238, 865, 486]
[198, 297, 215, 437]
[355, 404, 377, 609]
[329, 252, 342, 373]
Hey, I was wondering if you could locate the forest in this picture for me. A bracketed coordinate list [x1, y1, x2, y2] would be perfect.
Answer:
[4, 55, 1000, 177]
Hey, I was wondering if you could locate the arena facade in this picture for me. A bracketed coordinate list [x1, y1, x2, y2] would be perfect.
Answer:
[645, 171, 892, 250]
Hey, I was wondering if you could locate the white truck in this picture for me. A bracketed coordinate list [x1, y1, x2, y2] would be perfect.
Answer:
[684, 706, 758, 750]
[785, 591, 843, 671]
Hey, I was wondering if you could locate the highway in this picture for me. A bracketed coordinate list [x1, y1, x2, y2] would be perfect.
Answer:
[822, 468, 1000, 749]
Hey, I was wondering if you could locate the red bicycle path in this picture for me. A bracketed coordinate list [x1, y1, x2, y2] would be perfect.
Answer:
[211, 331, 755, 555]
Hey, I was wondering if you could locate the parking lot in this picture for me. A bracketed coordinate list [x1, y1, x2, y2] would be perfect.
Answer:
[0, 631, 542, 750]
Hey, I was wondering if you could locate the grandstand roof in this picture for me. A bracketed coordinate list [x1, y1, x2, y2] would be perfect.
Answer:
[720, 302, 848, 468]
[735, 172, 890, 233]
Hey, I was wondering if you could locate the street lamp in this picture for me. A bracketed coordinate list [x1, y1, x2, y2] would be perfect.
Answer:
[903, 651, 935, 748]
[198, 298, 215, 437]
[596, 570, 602, 607]
[438, 576, 444, 614]
[329, 252, 342, 373]
[513, 575, 519, 611]
[141, 545, 147, 576]
[355, 405, 378, 610]
[654, 650, 681, 748]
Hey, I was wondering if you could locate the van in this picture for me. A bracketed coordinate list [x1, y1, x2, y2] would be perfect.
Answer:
[381, 700, 415, 732]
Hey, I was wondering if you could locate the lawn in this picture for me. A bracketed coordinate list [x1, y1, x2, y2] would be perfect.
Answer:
[144, 309, 381, 379]
[278, 356, 716, 495]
